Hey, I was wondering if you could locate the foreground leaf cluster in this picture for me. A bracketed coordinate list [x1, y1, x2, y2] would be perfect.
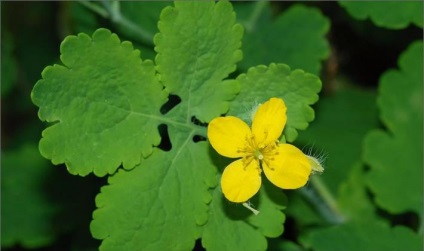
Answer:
[30, 1, 322, 250]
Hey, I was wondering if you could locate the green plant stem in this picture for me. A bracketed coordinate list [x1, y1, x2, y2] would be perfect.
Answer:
[77, 0, 109, 18]
[105, 1, 154, 46]
[79, 0, 154, 46]
[300, 175, 345, 224]
[244, 0, 268, 32]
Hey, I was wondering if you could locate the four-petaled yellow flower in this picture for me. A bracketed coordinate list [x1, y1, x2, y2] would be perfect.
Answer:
[207, 98, 312, 203]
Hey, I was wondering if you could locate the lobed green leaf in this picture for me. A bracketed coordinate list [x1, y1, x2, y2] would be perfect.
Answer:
[229, 63, 321, 142]
[202, 175, 287, 251]
[336, 162, 376, 222]
[363, 41, 423, 216]
[339, 1, 423, 29]
[154, 0, 242, 123]
[238, 4, 330, 75]
[304, 220, 423, 251]
[90, 134, 216, 251]
[90, 1, 250, 250]
[31, 28, 167, 177]
[202, 186, 267, 251]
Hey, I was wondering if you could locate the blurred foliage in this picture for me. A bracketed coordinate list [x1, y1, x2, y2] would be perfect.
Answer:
[1, 144, 57, 248]
[339, 1, 423, 29]
[1, 1, 422, 251]
[304, 220, 422, 251]
[235, 3, 330, 76]
[363, 41, 423, 216]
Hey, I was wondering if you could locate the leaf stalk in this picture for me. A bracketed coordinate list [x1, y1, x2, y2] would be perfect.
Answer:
[300, 175, 345, 224]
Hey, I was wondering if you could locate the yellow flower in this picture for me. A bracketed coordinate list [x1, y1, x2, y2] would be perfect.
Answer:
[207, 98, 312, 203]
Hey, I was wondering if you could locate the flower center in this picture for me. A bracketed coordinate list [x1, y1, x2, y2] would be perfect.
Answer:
[254, 149, 264, 160]
[239, 135, 280, 170]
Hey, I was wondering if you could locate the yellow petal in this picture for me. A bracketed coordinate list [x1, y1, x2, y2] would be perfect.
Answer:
[221, 159, 262, 203]
[263, 144, 311, 189]
[252, 98, 287, 147]
[208, 116, 252, 158]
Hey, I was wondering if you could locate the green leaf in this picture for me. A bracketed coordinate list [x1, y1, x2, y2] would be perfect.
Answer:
[154, 0, 242, 123]
[304, 220, 423, 251]
[363, 41, 423, 216]
[228, 63, 321, 142]
[90, 137, 216, 251]
[89, 2, 248, 250]
[202, 186, 266, 251]
[238, 4, 330, 75]
[339, 1, 423, 29]
[337, 162, 376, 222]
[31, 28, 168, 177]
[1, 144, 57, 248]
[202, 180, 286, 251]
[246, 180, 287, 238]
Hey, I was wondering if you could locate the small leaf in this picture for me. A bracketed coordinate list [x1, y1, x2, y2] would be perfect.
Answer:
[229, 63, 321, 142]
[304, 220, 423, 251]
[363, 41, 423, 216]
[1, 144, 57, 248]
[90, 134, 216, 251]
[154, 0, 242, 123]
[339, 1, 423, 29]
[31, 28, 167, 177]
[238, 4, 330, 75]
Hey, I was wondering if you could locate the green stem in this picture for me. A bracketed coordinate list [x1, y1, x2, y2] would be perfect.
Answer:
[244, 0, 268, 32]
[117, 15, 154, 46]
[193, 126, 207, 139]
[107, 1, 154, 46]
[300, 175, 345, 224]
[79, 0, 154, 46]
[77, 0, 109, 18]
